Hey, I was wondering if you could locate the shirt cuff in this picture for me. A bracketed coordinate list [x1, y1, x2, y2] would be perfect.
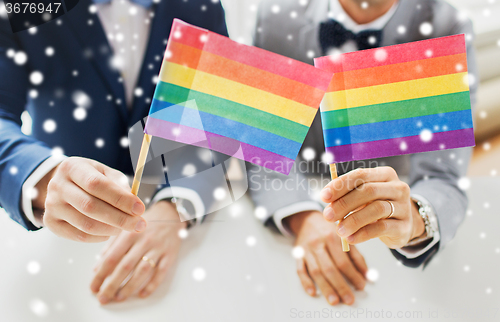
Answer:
[272, 201, 324, 238]
[21, 155, 67, 228]
[150, 186, 205, 227]
[395, 194, 441, 260]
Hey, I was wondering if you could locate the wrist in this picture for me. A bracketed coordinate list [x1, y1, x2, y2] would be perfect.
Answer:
[284, 210, 322, 236]
[144, 200, 187, 228]
[410, 200, 426, 241]
[33, 166, 58, 210]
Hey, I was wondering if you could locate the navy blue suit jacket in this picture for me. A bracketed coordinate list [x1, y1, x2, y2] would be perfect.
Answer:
[0, 0, 228, 230]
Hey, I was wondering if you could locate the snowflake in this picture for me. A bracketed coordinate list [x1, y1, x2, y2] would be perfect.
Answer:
[321, 152, 334, 164]
[14, 51, 28, 65]
[213, 187, 226, 200]
[419, 22, 433, 36]
[271, 5, 280, 14]
[51, 147, 64, 156]
[463, 265, 470, 272]
[397, 25, 406, 34]
[43, 119, 57, 133]
[480, 232, 487, 239]
[302, 147, 316, 161]
[72, 70, 79, 77]
[88, 4, 97, 14]
[361, 1, 369, 9]
[95, 138, 105, 148]
[254, 206, 267, 220]
[182, 163, 196, 176]
[246, 236, 257, 247]
[120, 137, 129, 148]
[73, 107, 87, 121]
[30, 299, 49, 317]
[399, 141, 408, 151]
[72, 90, 92, 108]
[27, 261, 41, 275]
[178, 228, 188, 239]
[28, 27, 37, 35]
[457, 177, 471, 191]
[368, 36, 377, 45]
[192, 267, 206, 281]
[366, 268, 379, 282]
[9, 166, 18, 175]
[483, 142, 491, 151]
[464, 74, 475, 87]
[292, 246, 305, 259]
[129, 7, 138, 15]
[30, 71, 44, 85]
[306, 50, 315, 59]
[419, 129, 433, 142]
[374, 49, 388, 62]
[134, 87, 143, 97]
[290, 11, 298, 19]
[29, 89, 38, 99]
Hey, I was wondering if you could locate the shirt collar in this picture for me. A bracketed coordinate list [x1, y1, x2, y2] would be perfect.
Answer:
[328, 0, 399, 33]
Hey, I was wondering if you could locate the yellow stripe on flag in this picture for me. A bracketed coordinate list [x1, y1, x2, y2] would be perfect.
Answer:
[322, 72, 469, 111]
[159, 62, 317, 126]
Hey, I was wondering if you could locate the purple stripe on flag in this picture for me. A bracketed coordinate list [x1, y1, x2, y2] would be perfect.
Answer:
[145, 117, 295, 175]
[325, 128, 475, 163]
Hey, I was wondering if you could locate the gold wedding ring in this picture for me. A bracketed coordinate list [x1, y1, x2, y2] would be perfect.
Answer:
[386, 200, 395, 219]
[142, 256, 156, 268]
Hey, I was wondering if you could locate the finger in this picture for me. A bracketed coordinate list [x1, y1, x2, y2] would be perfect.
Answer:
[346, 219, 399, 245]
[320, 167, 398, 203]
[96, 244, 144, 305]
[337, 199, 393, 237]
[90, 235, 134, 294]
[102, 166, 131, 191]
[58, 203, 121, 236]
[69, 161, 145, 216]
[324, 181, 399, 222]
[47, 218, 109, 243]
[64, 182, 147, 232]
[304, 253, 339, 306]
[348, 245, 369, 277]
[139, 255, 175, 298]
[93, 236, 117, 272]
[296, 259, 316, 297]
[326, 238, 366, 291]
[115, 251, 159, 301]
[313, 248, 354, 305]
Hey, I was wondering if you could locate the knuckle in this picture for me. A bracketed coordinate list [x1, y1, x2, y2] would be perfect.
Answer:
[322, 266, 335, 276]
[348, 213, 360, 229]
[116, 215, 129, 229]
[114, 193, 125, 209]
[76, 233, 88, 242]
[81, 219, 96, 233]
[355, 168, 367, 180]
[121, 262, 135, 272]
[85, 175, 103, 192]
[139, 263, 151, 274]
[399, 182, 410, 196]
[337, 261, 349, 272]
[309, 268, 321, 277]
[80, 197, 96, 213]
[336, 197, 349, 213]
[364, 183, 377, 197]
[375, 200, 388, 214]
[105, 257, 118, 267]
[58, 159, 73, 174]
[384, 166, 398, 178]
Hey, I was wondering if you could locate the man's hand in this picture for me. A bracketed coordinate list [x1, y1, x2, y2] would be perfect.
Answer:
[285, 211, 368, 306]
[38, 157, 146, 243]
[320, 167, 425, 249]
[90, 201, 185, 304]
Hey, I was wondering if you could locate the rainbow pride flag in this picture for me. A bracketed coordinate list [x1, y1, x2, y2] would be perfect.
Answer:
[144, 19, 333, 175]
[314, 34, 475, 163]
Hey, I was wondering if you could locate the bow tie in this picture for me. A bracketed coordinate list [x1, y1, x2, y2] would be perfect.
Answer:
[92, 0, 154, 9]
[319, 19, 382, 54]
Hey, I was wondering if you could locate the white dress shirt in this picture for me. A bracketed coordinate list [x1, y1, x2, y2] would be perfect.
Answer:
[273, 0, 439, 261]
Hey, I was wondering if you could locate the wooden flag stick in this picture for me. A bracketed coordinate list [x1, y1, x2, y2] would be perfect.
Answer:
[329, 164, 350, 252]
[131, 134, 152, 196]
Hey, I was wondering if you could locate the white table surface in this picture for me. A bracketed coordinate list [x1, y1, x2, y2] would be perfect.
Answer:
[1, 177, 499, 322]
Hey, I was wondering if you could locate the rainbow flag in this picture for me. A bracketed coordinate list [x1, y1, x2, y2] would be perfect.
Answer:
[144, 19, 333, 175]
[314, 34, 475, 163]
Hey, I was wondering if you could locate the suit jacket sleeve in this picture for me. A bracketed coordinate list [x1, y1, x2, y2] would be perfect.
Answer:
[0, 19, 53, 230]
[391, 12, 478, 267]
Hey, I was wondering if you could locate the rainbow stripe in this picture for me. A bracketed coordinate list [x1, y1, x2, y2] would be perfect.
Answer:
[144, 19, 333, 174]
[314, 35, 475, 163]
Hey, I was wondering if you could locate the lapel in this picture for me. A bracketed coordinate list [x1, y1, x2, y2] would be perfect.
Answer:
[65, 0, 128, 122]
[298, 0, 329, 61]
[129, 0, 175, 125]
